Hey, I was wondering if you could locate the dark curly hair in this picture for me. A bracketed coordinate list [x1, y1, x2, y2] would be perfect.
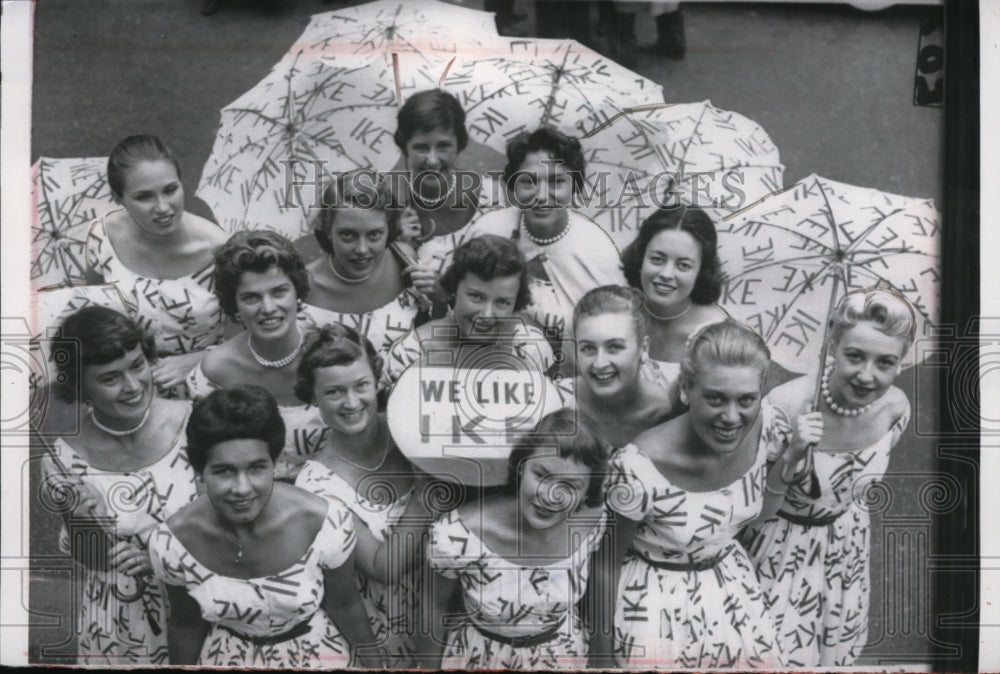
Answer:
[503, 127, 586, 197]
[393, 89, 469, 154]
[621, 206, 723, 305]
[505, 408, 608, 509]
[185, 384, 285, 473]
[213, 230, 310, 319]
[314, 170, 402, 255]
[107, 134, 182, 198]
[294, 324, 383, 404]
[439, 235, 531, 312]
[53, 305, 157, 403]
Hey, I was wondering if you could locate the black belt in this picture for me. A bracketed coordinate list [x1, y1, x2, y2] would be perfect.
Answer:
[777, 509, 844, 528]
[219, 618, 312, 645]
[471, 616, 566, 649]
[632, 547, 731, 572]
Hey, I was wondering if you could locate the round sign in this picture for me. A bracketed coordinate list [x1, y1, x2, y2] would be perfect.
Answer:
[387, 365, 567, 487]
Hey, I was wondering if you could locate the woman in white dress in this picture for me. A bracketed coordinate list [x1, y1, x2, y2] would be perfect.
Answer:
[187, 230, 326, 480]
[457, 127, 627, 352]
[293, 324, 435, 667]
[421, 409, 609, 669]
[571, 285, 675, 448]
[620, 205, 729, 391]
[743, 288, 917, 666]
[381, 234, 553, 389]
[389, 89, 505, 296]
[601, 319, 814, 668]
[40, 305, 198, 664]
[148, 385, 383, 668]
[85, 135, 227, 396]
[302, 170, 421, 354]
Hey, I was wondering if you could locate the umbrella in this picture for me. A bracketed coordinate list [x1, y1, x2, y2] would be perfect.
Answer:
[576, 101, 784, 251]
[715, 174, 940, 374]
[439, 37, 664, 155]
[31, 157, 115, 288]
[292, 0, 498, 59]
[197, 1, 500, 238]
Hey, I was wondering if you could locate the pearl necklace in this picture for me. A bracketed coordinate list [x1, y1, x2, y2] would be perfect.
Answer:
[409, 172, 456, 209]
[645, 300, 692, 322]
[248, 328, 303, 369]
[522, 213, 571, 246]
[328, 254, 376, 285]
[821, 363, 874, 417]
[331, 426, 390, 472]
[89, 404, 151, 437]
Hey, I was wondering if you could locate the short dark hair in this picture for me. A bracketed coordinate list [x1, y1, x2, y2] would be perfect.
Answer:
[393, 89, 469, 154]
[506, 409, 608, 509]
[314, 170, 401, 255]
[503, 127, 586, 196]
[439, 235, 531, 312]
[185, 385, 285, 473]
[107, 135, 182, 198]
[54, 306, 157, 403]
[294, 324, 383, 404]
[621, 206, 723, 305]
[213, 230, 310, 319]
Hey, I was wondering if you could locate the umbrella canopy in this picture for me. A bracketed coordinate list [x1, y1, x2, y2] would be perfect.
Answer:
[293, 0, 498, 59]
[716, 174, 940, 373]
[197, 1, 500, 238]
[440, 37, 664, 155]
[31, 156, 115, 288]
[577, 101, 784, 251]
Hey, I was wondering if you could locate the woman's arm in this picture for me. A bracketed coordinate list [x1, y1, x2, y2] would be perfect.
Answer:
[322, 552, 385, 668]
[754, 410, 823, 525]
[586, 513, 636, 667]
[164, 584, 211, 665]
[353, 475, 436, 584]
[152, 351, 208, 390]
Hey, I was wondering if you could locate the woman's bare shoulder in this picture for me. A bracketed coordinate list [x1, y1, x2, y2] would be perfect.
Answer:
[632, 414, 684, 457]
[765, 374, 817, 417]
[166, 495, 210, 535]
[695, 303, 729, 323]
[882, 385, 911, 418]
[187, 213, 228, 244]
[200, 337, 244, 384]
[281, 483, 329, 517]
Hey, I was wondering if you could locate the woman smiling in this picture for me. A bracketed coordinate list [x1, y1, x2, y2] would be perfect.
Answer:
[187, 231, 326, 480]
[40, 306, 198, 664]
[86, 135, 227, 396]
[302, 170, 421, 353]
[600, 320, 813, 668]
[148, 386, 383, 667]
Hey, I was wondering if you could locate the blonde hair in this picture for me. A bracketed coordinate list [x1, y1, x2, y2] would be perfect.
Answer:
[674, 319, 770, 409]
[828, 288, 917, 355]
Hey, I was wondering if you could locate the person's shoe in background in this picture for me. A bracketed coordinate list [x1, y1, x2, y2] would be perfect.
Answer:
[643, 6, 685, 60]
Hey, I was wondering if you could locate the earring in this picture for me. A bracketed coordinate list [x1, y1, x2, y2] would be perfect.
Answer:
[679, 389, 689, 406]
[640, 353, 649, 364]
[233, 312, 244, 326]
[297, 299, 304, 312]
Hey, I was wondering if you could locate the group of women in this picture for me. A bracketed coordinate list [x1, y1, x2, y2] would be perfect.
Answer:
[39, 87, 918, 669]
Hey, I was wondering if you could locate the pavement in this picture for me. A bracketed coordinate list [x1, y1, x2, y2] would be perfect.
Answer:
[26, 0, 945, 665]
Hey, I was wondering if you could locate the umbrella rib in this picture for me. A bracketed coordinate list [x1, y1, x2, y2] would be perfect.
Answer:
[815, 178, 849, 254]
[540, 47, 573, 127]
[841, 208, 907, 256]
